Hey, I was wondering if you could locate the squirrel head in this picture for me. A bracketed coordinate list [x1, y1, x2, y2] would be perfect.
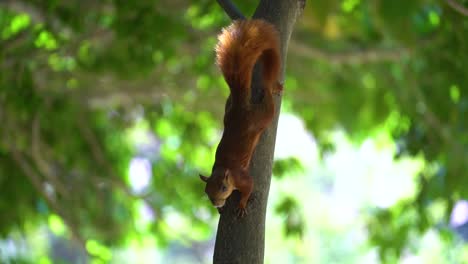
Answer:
[200, 166, 235, 208]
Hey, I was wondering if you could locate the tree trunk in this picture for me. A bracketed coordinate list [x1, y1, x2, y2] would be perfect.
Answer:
[213, 1, 304, 263]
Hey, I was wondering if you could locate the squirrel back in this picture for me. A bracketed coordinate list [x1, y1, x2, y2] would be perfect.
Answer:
[215, 19, 280, 100]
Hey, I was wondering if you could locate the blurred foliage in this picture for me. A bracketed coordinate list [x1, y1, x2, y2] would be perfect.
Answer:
[273, 157, 305, 179]
[1, 0, 468, 263]
[275, 196, 305, 238]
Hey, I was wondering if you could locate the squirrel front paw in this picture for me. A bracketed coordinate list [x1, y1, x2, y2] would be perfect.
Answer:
[236, 207, 248, 218]
[273, 82, 284, 95]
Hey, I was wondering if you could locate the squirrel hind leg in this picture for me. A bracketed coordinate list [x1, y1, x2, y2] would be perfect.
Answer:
[249, 51, 281, 102]
[260, 49, 280, 88]
[250, 84, 275, 126]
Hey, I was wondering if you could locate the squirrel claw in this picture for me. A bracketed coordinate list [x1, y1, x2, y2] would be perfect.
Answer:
[273, 82, 284, 95]
[236, 207, 247, 218]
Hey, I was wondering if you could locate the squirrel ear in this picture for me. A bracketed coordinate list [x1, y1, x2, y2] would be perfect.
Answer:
[224, 169, 230, 180]
[199, 174, 209, 182]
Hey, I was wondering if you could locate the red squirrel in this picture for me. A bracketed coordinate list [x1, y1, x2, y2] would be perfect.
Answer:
[200, 19, 281, 217]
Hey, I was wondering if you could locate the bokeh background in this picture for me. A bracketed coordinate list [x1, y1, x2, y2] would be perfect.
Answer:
[1, 0, 468, 263]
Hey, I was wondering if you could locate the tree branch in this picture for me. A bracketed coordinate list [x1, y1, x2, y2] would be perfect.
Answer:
[445, 0, 468, 16]
[216, 0, 246, 20]
[1, 0, 66, 32]
[403, 65, 468, 169]
[89, 176, 159, 214]
[31, 114, 69, 198]
[10, 148, 91, 258]
[1, 0, 46, 24]
[289, 40, 409, 64]
[76, 113, 114, 175]
[75, 113, 161, 214]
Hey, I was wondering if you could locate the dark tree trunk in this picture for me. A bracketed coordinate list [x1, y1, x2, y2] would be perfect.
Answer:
[213, 1, 304, 263]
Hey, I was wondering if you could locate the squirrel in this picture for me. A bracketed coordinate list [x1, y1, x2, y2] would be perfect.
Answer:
[199, 19, 282, 217]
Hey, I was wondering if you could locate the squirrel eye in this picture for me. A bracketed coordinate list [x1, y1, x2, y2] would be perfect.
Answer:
[221, 185, 227, 192]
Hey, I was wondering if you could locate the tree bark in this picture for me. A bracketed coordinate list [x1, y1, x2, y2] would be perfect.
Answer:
[213, 1, 304, 263]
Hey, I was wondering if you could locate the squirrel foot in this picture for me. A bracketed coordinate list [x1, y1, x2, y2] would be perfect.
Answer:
[236, 194, 256, 218]
[236, 207, 247, 218]
[273, 82, 284, 95]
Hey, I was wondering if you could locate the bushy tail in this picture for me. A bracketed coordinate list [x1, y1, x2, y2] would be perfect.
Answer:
[215, 19, 280, 101]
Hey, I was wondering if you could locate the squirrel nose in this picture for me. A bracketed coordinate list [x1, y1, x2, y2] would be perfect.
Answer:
[212, 199, 225, 208]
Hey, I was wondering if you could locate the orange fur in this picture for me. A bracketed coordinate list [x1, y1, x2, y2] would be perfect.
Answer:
[215, 19, 280, 104]
[200, 19, 281, 217]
